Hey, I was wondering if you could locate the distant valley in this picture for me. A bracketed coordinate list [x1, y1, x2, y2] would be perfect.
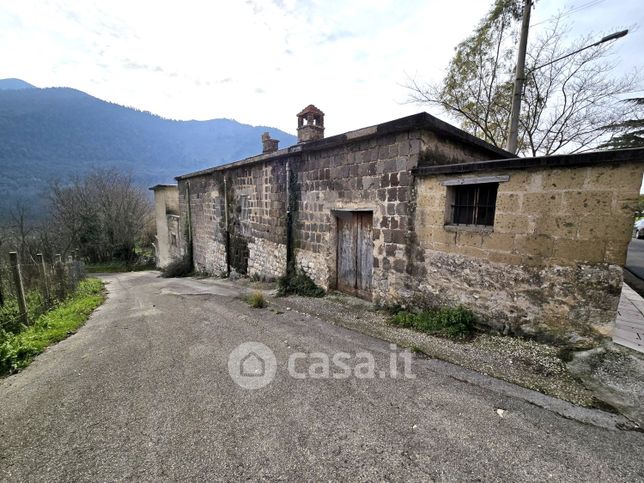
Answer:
[0, 79, 297, 216]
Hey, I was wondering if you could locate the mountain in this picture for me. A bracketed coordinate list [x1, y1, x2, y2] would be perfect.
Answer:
[0, 82, 297, 216]
[0, 78, 35, 90]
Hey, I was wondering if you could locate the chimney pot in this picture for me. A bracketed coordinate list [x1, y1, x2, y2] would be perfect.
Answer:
[262, 132, 279, 154]
[297, 104, 325, 143]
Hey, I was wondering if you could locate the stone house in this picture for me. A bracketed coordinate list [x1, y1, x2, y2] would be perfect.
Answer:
[152, 105, 644, 343]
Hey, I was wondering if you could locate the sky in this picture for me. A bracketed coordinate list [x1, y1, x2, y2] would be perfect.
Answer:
[0, 0, 642, 136]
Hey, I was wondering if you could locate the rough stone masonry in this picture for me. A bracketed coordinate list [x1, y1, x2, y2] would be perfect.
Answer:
[152, 106, 644, 345]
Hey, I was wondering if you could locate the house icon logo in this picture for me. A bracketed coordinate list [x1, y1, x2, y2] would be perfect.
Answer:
[240, 351, 265, 377]
[228, 342, 276, 389]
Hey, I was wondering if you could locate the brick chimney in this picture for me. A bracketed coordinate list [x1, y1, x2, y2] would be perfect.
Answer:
[297, 104, 324, 143]
[261, 132, 279, 153]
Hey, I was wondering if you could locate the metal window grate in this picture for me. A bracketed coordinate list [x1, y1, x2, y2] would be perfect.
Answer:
[451, 183, 498, 226]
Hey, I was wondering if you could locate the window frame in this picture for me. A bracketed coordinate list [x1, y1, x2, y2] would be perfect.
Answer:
[442, 175, 508, 229]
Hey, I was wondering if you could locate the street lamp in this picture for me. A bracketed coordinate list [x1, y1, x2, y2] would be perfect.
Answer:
[530, 29, 628, 72]
[505, 7, 629, 155]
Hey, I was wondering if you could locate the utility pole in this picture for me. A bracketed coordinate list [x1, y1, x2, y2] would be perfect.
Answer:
[506, 0, 532, 154]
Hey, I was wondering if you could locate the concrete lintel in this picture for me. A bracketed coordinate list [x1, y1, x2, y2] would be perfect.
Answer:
[442, 175, 510, 186]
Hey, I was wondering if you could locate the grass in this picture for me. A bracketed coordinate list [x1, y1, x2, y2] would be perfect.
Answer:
[0, 278, 105, 375]
[246, 291, 267, 308]
[389, 305, 477, 339]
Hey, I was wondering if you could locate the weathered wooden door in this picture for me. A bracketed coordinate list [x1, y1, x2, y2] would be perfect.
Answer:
[336, 211, 373, 300]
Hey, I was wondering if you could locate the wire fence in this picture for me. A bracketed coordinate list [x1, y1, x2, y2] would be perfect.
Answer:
[0, 253, 85, 334]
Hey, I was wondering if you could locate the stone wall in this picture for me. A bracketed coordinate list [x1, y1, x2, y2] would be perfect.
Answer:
[295, 248, 328, 288]
[412, 162, 643, 341]
[159, 111, 644, 346]
[293, 129, 500, 300]
[166, 215, 183, 261]
[179, 175, 226, 274]
[174, 126, 502, 294]
[177, 157, 293, 277]
[293, 131, 418, 299]
[151, 186, 179, 267]
[249, 238, 287, 280]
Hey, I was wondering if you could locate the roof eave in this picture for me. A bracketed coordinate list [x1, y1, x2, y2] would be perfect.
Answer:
[412, 147, 644, 176]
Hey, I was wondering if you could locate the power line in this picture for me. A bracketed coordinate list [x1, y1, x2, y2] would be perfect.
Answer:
[531, 0, 607, 27]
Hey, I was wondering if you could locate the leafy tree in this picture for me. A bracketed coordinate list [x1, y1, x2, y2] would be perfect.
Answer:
[407, 1, 639, 155]
[599, 98, 644, 149]
[408, 0, 521, 146]
[635, 195, 644, 218]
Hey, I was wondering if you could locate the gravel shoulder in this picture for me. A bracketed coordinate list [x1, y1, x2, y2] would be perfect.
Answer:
[262, 289, 598, 408]
[242, 276, 643, 426]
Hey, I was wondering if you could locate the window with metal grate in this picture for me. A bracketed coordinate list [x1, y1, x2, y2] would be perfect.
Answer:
[450, 183, 498, 226]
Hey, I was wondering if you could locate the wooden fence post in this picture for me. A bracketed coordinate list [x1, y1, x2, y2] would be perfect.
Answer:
[54, 254, 66, 300]
[66, 256, 75, 291]
[9, 252, 29, 325]
[0, 262, 5, 307]
[36, 253, 52, 307]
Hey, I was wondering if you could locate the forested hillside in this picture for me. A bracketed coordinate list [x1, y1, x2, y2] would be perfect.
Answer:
[0, 82, 296, 216]
[0, 78, 35, 90]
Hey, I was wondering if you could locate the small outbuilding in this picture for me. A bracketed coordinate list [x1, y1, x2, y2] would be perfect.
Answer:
[154, 106, 644, 344]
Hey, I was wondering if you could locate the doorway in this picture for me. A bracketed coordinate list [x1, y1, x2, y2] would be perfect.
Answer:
[336, 211, 373, 300]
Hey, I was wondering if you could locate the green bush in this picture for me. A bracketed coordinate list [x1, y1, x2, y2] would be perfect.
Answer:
[390, 305, 476, 339]
[246, 291, 267, 308]
[277, 269, 325, 297]
[161, 255, 193, 278]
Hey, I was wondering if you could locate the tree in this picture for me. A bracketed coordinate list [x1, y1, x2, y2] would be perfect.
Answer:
[48, 169, 153, 263]
[599, 97, 644, 149]
[7, 203, 36, 261]
[0, 202, 42, 264]
[408, 0, 521, 147]
[407, 1, 640, 156]
[631, 194, 644, 219]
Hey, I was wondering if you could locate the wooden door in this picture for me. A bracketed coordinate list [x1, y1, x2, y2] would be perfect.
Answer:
[336, 211, 373, 300]
[336, 213, 356, 295]
[356, 212, 373, 298]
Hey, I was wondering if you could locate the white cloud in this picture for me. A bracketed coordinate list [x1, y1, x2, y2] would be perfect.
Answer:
[0, 0, 642, 137]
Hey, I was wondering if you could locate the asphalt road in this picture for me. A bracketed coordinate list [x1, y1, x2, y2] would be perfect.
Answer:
[1, 272, 642, 481]
[626, 238, 644, 281]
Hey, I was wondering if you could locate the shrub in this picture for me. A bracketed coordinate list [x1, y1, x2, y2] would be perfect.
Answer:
[382, 303, 404, 316]
[390, 305, 476, 339]
[277, 268, 325, 297]
[247, 291, 267, 308]
[161, 255, 193, 278]
[0, 290, 50, 335]
[0, 278, 105, 375]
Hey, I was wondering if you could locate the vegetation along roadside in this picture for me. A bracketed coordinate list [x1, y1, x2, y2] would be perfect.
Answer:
[0, 278, 105, 376]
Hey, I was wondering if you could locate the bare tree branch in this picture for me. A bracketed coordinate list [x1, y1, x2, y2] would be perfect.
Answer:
[405, 6, 641, 156]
